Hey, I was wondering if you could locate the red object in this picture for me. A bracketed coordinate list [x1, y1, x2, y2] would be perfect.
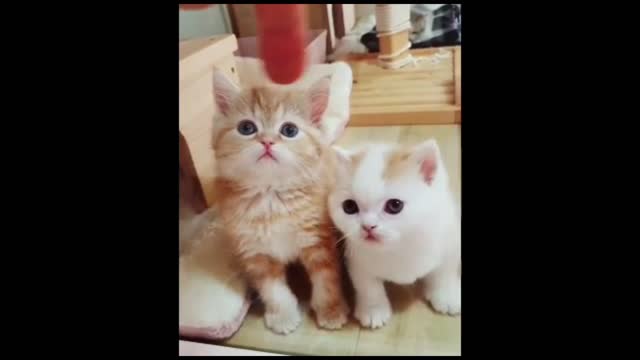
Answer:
[255, 4, 307, 84]
[180, 4, 308, 84]
[179, 4, 214, 11]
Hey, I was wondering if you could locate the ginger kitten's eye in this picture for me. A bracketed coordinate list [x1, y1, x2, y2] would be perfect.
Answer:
[384, 199, 404, 214]
[342, 199, 359, 214]
[237, 120, 257, 136]
[280, 122, 299, 138]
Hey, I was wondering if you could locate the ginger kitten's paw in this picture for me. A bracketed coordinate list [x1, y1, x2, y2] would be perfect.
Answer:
[354, 302, 392, 329]
[426, 283, 461, 316]
[264, 307, 302, 335]
[315, 301, 349, 330]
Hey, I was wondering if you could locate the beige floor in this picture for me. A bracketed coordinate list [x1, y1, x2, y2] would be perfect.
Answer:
[222, 125, 461, 356]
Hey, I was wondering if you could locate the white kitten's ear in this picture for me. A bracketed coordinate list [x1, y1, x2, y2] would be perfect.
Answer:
[212, 70, 240, 116]
[412, 139, 441, 185]
[308, 76, 331, 125]
[333, 145, 354, 177]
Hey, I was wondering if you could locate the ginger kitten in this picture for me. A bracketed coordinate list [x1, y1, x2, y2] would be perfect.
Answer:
[329, 140, 461, 329]
[210, 71, 349, 334]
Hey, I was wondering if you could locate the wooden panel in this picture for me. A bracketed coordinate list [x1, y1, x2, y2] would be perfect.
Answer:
[325, 4, 336, 51]
[345, 47, 461, 126]
[307, 4, 335, 53]
[229, 4, 334, 54]
[332, 4, 356, 38]
[454, 47, 461, 106]
[350, 107, 459, 126]
[180, 36, 239, 207]
[179, 35, 238, 85]
[228, 4, 258, 37]
[339, 46, 460, 61]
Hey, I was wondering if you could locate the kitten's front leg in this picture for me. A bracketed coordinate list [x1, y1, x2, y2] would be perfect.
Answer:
[350, 266, 392, 329]
[243, 254, 302, 335]
[422, 257, 461, 316]
[300, 242, 349, 330]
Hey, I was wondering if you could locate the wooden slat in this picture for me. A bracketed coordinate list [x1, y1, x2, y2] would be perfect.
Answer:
[227, 4, 258, 37]
[356, 72, 453, 83]
[354, 80, 454, 90]
[340, 46, 459, 62]
[350, 105, 460, 126]
[353, 84, 454, 96]
[352, 62, 453, 75]
[351, 93, 454, 106]
[454, 47, 461, 106]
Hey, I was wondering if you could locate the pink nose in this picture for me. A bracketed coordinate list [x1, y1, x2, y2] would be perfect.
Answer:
[362, 224, 377, 232]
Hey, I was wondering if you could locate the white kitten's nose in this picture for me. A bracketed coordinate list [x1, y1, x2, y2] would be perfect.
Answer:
[361, 224, 377, 231]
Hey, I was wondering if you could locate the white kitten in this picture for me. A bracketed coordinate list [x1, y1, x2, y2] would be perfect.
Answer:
[329, 140, 460, 329]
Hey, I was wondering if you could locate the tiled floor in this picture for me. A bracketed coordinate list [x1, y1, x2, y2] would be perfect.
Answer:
[180, 125, 461, 356]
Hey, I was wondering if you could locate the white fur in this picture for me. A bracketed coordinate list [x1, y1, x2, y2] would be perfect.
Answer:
[329, 141, 461, 328]
[179, 210, 248, 329]
[260, 279, 302, 334]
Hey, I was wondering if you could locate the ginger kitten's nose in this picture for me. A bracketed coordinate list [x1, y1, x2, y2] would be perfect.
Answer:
[260, 140, 275, 148]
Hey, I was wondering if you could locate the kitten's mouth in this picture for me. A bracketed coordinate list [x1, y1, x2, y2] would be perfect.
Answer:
[364, 232, 379, 242]
[258, 152, 277, 162]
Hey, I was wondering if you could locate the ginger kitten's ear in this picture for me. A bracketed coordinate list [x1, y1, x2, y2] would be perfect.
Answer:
[333, 146, 352, 167]
[308, 76, 331, 125]
[212, 70, 240, 116]
[412, 139, 441, 185]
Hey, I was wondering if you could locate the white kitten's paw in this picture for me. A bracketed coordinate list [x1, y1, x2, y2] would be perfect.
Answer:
[354, 302, 392, 329]
[427, 283, 461, 316]
[264, 307, 302, 335]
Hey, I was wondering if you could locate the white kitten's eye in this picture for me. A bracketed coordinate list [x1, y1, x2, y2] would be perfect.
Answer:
[280, 122, 299, 138]
[237, 120, 258, 136]
[342, 199, 359, 214]
[384, 199, 404, 214]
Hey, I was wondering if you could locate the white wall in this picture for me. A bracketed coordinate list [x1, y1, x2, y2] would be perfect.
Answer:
[354, 4, 460, 19]
[355, 4, 376, 18]
[179, 5, 232, 41]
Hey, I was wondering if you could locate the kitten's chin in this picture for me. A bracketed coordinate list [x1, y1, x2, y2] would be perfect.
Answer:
[224, 162, 300, 186]
[356, 235, 386, 247]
